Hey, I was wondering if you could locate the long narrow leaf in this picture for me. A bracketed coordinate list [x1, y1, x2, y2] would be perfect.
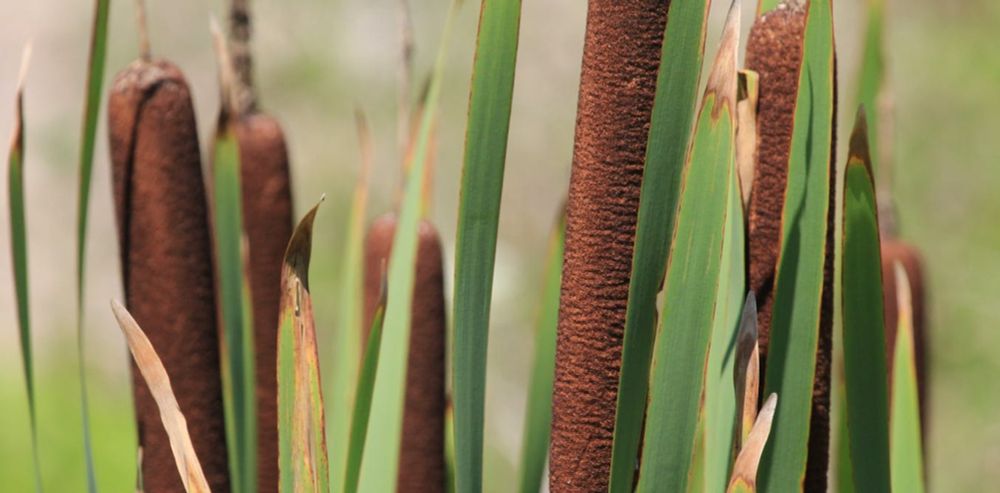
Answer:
[211, 23, 258, 492]
[357, 3, 460, 491]
[517, 214, 565, 493]
[608, 0, 711, 488]
[635, 4, 739, 490]
[452, 0, 522, 489]
[75, 2, 111, 489]
[727, 393, 778, 493]
[277, 202, 330, 492]
[757, 0, 837, 489]
[329, 111, 374, 488]
[8, 45, 43, 492]
[111, 301, 211, 493]
[855, 0, 885, 172]
[734, 294, 760, 448]
[889, 264, 925, 492]
[841, 112, 891, 492]
[343, 273, 387, 493]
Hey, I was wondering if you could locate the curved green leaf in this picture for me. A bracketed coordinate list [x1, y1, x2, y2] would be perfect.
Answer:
[452, 0, 522, 490]
[841, 112, 891, 493]
[608, 0, 711, 489]
[635, 5, 739, 490]
[757, 0, 837, 489]
[517, 214, 564, 493]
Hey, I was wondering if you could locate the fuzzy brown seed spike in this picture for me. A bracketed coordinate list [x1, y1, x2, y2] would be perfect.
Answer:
[549, 1, 668, 490]
[745, 2, 807, 382]
[236, 112, 294, 492]
[881, 240, 928, 433]
[108, 58, 230, 492]
[362, 213, 447, 492]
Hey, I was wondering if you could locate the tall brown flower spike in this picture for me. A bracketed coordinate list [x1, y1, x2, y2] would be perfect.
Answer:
[548, 0, 668, 490]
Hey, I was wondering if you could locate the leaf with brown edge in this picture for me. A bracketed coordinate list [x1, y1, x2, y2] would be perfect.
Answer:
[277, 200, 329, 493]
[734, 293, 760, 449]
[111, 300, 211, 493]
[728, 393, 778, 493]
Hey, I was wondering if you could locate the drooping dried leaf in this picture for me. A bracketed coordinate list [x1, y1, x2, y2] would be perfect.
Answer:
[111, 300, 211, 493]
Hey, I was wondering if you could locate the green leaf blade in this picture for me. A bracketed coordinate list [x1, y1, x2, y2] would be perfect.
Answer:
[757, 0, 837, 489]
[212, 122, 258, 493]
[635, 7, 739, 489]
[357, 4, 460, 491]
[76, 2, 111, 489]
[888, 266, 926, 493]
[517, 215, 565, 493]
[452, 0, 522, 491]
[343, 285, 387, 493]
[841, 113, 891, 493]
[608, 1, 710, 490]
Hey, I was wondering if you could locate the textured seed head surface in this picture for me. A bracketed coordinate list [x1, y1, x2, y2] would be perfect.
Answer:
[236, 111, 294, 493]
[549, 1, 668, 491]
[744, 2, 807, 376]
[363, 213, 447, 492]
[108, 58, 230, 492]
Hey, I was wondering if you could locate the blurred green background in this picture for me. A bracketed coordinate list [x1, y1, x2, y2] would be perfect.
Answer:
[0, 0, 996, 491]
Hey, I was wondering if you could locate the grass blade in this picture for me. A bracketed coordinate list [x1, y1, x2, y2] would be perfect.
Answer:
[211, 23, 258, 492]
[727, 393, 778, 493]
[8, 45, 43, 492]
[757, 0, 837, 489]
[607, 0, 711, 489]
[343, 272, 387, 493]
[111, 301, 211, 493]
[277, 202, 330, 492]
[357, 3, 459, 491]
[76, 1, 111, 489]
[889, 264, 926, 492]
[840, 111, 891, 492]
[451, 0, 522, 489]
[855, 0, 885, 173]
[517, 213, 565, 493]
[634, 4, 739, 490]
[329, 110, 374, 488]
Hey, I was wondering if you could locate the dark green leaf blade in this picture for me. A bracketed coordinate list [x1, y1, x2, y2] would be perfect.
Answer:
[635, 5, 739, 490]
[452, 0, 522, 490]
[757, 0, 837, 489]
[517, 214, 565, 493]
[8, 46, 43, 492]
[608, 0, 711, 489]
[841, 112, 891, 492]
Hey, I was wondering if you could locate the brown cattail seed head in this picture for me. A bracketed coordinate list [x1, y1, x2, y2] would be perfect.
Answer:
[549, 0, 668, 490]
[363, 213, 447, 492]
[236, 111, 294, 493]
[108, 58, 230, 492]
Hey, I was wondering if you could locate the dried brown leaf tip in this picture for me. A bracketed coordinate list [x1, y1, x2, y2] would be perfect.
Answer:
[549, 0, 668, 489]
[705, 0, 741, 117]
[363, 213, 447, 491]
[108, 55, 230, 492]
[736, 70, 760, 209]
[734, 293, 761, 449]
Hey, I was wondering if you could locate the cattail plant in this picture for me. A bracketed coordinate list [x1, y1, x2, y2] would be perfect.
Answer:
[549, 1, 667, 489]
[227, 1, 295, 489]
[106, 12, 230, 491]
[363, 214, 447, 492]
